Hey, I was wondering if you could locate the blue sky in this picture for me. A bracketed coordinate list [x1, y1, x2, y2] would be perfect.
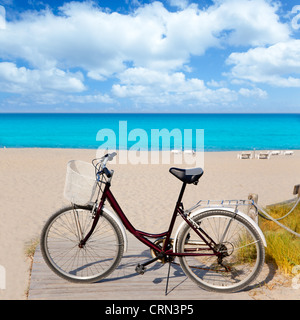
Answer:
[0, 0, 300, 113]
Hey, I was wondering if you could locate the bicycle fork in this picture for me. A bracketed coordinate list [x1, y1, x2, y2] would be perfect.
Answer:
[78, 200, 104, 248]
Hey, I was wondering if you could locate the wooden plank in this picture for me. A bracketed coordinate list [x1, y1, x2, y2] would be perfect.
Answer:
[28, 234, 252, 300]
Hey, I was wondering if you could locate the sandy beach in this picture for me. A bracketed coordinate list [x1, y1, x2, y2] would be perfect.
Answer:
[0, 148, 299, 300]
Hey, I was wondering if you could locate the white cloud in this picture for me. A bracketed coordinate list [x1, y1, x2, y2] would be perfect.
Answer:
[0, 0, 294, 109]
[227, 40, 300, 87]
[207, 79, 227, 87]
[209, 0, 289, 46]
[67, 93, 114, 104]
[112, 67, 238, 105]
[0, 62, 85, 93]
[0, 0, 290, 76]
[239, 87, 267, 98]
[0, 62, 116, 106]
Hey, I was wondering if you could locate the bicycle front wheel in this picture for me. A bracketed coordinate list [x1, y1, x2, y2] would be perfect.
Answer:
[176, 210, 265, 293]
[40, 205, 124, 283]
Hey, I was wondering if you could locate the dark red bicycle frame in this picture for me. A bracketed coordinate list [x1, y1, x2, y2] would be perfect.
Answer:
[81, 180, 218, 258]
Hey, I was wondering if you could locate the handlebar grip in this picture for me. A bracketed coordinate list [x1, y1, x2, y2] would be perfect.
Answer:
[103, 167, 112, 178]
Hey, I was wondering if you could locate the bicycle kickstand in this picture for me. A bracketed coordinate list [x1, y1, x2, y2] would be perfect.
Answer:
[165, 261, 172, 296]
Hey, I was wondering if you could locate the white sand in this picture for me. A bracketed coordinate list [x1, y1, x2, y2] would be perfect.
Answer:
[0, 148, 299, 300]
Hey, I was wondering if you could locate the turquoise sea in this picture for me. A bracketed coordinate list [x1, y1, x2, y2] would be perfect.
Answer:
[0, 113, 299, 151]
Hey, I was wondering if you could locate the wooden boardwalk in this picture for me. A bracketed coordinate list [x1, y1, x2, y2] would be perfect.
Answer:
[28, 234, 252, 300]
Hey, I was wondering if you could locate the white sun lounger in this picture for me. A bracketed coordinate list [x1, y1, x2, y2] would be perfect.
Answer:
[183, 150, 195, 154]
[237, 152, 252, 159]
[256, 151, 271, 159]
[271, 150, 280, 155]
[171, 149, 182, 154]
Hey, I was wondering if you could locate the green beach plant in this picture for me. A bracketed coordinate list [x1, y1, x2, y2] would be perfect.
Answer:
[259, 202, 300, 274]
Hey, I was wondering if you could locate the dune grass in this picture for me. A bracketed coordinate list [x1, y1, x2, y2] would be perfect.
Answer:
[259, 201, 300, 275]
[24, 238, 39, 261]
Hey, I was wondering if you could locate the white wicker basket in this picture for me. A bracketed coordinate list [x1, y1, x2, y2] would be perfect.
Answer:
[64, 160, 97, 205]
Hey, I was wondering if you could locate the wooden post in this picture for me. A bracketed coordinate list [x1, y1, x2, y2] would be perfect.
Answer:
[248, 193, 258, 224]
[293, 184, 300, 197]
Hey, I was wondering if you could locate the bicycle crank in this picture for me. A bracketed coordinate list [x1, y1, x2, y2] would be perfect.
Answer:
[150, 237, 175, 264]
[135, 252, 165, 275]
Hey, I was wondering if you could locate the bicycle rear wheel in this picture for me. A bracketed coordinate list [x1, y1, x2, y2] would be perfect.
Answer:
[40, 205, 124, 283]
[176, 210, 265, 293]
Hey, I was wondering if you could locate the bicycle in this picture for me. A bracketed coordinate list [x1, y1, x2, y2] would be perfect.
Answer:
[40, 152, 266, 293]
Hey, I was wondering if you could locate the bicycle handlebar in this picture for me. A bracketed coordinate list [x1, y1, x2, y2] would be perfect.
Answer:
[100, 152, 117, 163]
[96, 152, 117, 178]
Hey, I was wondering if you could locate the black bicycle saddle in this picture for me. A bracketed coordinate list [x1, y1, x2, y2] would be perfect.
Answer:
[169, 167, 203, 184]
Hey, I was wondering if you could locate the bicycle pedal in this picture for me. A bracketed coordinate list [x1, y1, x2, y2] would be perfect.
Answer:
[135, 264, 146, 275]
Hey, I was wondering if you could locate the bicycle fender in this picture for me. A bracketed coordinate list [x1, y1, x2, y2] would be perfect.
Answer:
[173, 207, 267, 253]
[102, 207, 128, 252]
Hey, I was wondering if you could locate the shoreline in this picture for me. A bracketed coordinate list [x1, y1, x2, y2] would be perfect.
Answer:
[0, 148, 299, 300]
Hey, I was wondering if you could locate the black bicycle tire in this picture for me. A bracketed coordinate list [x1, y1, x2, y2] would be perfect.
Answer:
[176, 210, 265, 293]
[40, 205, 124, 283]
